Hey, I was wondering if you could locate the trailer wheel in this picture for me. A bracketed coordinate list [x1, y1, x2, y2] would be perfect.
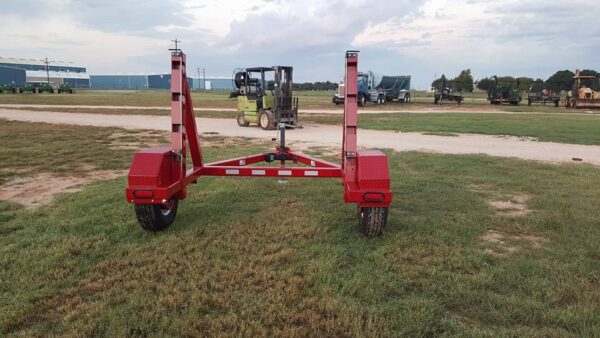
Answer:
[358, 206, 388, 236]
[259, 110, 276, 130]
[134, 199, 179, 232]
[237, 113, 250, 127]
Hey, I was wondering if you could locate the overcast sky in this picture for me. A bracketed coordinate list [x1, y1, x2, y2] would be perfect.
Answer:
[1, 0, 599, 89]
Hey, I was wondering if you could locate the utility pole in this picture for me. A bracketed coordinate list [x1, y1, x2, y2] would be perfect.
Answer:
[170, 38, 180, 52]
[197, 67, 201, 91]
[197, 67, 206, 91]
[44, 57, 50, 84]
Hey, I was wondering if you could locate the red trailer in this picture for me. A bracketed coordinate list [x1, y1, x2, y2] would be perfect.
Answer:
[126, 49, 392, 236]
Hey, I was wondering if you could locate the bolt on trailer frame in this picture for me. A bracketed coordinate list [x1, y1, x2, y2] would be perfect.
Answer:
[125, 50, 392, 236]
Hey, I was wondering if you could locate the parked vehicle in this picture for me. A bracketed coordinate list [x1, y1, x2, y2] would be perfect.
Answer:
[527, 88, 559, 107]
[487, 76, 521, 105]
[21, 83, 35, 93]
[566, 69, 600, 109]
[37, 83, 54, 93]
[58, 83, 73, 94]
[233, 66, 299, 129]
[433, 78, 463, 104]
[333, 71, 411, 106]
[0, 83, 18, 93]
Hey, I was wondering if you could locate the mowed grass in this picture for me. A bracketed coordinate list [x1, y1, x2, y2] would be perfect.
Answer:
[10, 106, 600, 145]
[0, 89, 578, 113]
[0, 120, 166, 186]
[1, 121, 599, 336]
[0, 90, 334, 109]
[307, 113, 600, 145]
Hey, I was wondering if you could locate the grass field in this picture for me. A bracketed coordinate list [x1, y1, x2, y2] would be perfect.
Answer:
[0, 90, 334, 109]
[0, 89, 578, 113]
[1, 120, 599, 336]
[307, 113, 600, 145]
[13, 106, 600, 146]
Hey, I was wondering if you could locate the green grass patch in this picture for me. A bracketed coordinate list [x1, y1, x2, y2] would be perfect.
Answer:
[11, 106, 600, 146]
[305, 112, 600, 145]
[0, 121, 599, 336]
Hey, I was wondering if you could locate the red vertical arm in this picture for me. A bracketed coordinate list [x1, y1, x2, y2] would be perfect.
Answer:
[343, 51, 359, 183]
[183, 77, 203, 168]
[170, 51, 203, 173]
[170, 53, 187, 183]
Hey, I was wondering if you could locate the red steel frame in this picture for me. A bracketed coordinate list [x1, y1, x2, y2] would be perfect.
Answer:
[126, 50, 392, 209]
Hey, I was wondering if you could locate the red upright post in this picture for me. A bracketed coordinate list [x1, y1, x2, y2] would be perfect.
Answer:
[342, 51, 359, 185]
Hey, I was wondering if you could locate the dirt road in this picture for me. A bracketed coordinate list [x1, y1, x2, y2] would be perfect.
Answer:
[3, 103, 596, 115]
[1, 108, 599, 166]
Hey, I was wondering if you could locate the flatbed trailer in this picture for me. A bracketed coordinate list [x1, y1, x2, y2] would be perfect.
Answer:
[527, 93, 560, 107]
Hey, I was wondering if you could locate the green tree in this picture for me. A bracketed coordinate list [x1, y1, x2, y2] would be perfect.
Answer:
[545, 70, 575, 93]
[476, 77, 494, 92]
[516, 77, 534, 93]
[454, 69, 474, 92]
[431, 74, 448, 90]
[530, 78, 545, 93]
[496, 76, 517, 88]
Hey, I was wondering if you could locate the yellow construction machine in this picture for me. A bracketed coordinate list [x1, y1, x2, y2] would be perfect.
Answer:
[566, 69, 600, 109]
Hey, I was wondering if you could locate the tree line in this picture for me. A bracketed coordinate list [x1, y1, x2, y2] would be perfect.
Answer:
[292, 81, 338, 91]
[432, 69, 600, 94]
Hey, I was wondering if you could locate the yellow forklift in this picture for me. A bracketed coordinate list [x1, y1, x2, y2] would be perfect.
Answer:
[233, 66, 299, 129]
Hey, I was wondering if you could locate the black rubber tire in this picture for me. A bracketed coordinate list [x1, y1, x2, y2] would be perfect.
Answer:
[358, 95, 366, 107]
[358, 207, 388, 236]
[259, 110, 275, 130]
[134, 199, 178, 232]
[237, 113, 249, 127]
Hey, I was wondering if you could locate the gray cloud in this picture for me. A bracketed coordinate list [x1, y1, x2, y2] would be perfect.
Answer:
[1, 0, 599, 88]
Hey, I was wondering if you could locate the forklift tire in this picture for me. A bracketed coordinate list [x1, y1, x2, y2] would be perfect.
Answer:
[358, 206, 388, 236]
[237, 113, 249, 127]
[134, 199, 178, 232]
[259, 110, 276, 130]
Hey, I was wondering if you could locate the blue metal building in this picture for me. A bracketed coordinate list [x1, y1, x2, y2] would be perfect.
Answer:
[90, 75, 149, 90]
[0, 66, 27, 86]
[90, 75, 233, 91]
[0, 57, 89, 87]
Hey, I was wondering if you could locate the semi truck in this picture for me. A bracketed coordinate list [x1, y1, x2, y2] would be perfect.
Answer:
[333, 71, 411, 106]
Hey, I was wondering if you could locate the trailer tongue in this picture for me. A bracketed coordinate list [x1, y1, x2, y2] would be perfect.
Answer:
[126, 49, 393, 236]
